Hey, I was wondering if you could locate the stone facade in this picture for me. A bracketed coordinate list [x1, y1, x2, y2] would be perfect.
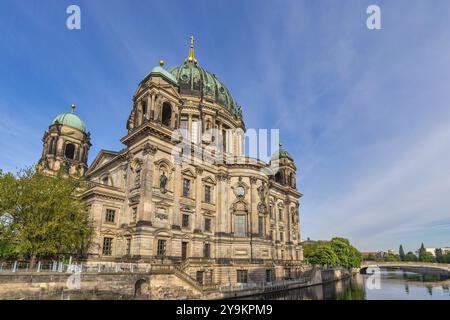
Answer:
[38, 37, 304, 286]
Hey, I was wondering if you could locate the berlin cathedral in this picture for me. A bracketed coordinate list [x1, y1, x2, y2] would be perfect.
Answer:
[37, 37, 304, 285]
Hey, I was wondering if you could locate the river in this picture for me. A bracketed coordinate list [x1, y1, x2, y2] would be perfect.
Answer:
[245, 269, 450, 300]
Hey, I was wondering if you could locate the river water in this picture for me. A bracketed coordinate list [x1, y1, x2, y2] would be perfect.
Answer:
[248, 269, 450, 300]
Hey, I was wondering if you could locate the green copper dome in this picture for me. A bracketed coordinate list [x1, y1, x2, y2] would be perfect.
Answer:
[148, 65, 179, 86]
[143, 36, 243, 118]
[271, 145, 293, 161]
[167, 63, 242, 117]
[52, 106, 86, 133]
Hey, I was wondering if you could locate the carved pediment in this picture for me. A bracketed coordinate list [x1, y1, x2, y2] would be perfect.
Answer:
[101, 228, 119, 236]
[87, 150, 119, 174]
[231, 199, 248, 212]
[181, 205, 194, 213]
[181, 167, 196, 178]
[202, 210, 215, 217]
[202, 175, 216, 185]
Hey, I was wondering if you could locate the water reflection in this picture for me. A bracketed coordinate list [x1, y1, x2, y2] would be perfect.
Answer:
[240, 269, 450, 300]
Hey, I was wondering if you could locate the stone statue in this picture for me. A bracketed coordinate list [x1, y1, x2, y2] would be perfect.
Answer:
[160, 171, 168, 193]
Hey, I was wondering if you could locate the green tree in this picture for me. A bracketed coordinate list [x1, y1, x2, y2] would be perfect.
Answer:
[304, 237, 361, 268]
[366, 253, 376, 261]
[434, 249, 444, 263]
[307, 244, 339, 266]
[330, 237, 361, 268]
[0, 167, 92, 266]
[386, 254, 400, 262]
[404, 251, 417, 262]
[422, 252, 435, 263]
[444, 252, 450, 264]
[399, 245, 405, 261]
[418, 243, 427, 262]
[302, 240, 331, 257]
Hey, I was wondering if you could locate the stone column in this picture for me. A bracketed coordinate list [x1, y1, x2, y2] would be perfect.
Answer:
[250, 177, 258, 235]
[145, 94, 152, 120]
[150, 94, 156, 120]
[216, 173, 229, 234]
[194, 167, 203, 231]
[138, 143, 157, 222]
[188, 114, 192, 142]
[173, 161, 182, 227]
[285, 200, 292, 243]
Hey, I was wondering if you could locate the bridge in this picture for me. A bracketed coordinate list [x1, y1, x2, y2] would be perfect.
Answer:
[360, 261, 450, 278]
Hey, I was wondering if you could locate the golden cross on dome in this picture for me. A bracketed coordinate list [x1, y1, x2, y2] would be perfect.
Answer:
[185, 35, 198, 65]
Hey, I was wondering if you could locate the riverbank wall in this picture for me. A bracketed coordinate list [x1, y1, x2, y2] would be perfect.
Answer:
[0, 267, 353, 300]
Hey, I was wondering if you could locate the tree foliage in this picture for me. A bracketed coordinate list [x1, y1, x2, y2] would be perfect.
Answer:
[435, 249, 444, 263]
[418, 243, 427, 262]
[306, 245, 339, 266]
[399, 245, 405, 261]
[404, 251, 417, 262]
[304, 237, 361, 268]
[0, 167, 92, 262]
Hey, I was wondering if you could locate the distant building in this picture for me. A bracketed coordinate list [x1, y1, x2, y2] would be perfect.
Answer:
[425, 247, 450, 257]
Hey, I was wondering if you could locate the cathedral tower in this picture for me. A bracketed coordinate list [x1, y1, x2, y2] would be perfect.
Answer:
[38, 104, 91, 177]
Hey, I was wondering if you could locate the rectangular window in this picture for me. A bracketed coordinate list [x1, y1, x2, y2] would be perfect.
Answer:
[203, 243, 211, 258]
[157, 239, 166, 256]
[280, 232, 284, 242]
[270, 205, 274, 219]
[102, 237, 113, 256]
[237, 270, 248, 284]
[258, 216, 264, 235]
[204, 218, 211, 232]
[266, 269, 274, 283]
[279, 209, 283, 221]
[234, 215, 246, 237]
[204, 185, 211, 203]
[180, 116, 189, 138]
[183, 179, 190, 198]
[182, 214, 190, 228]
[126, 238, 131, 255]
[191, 118, 199, 144]
[105, 209, 115, 223]
[222, 129, 227, 153]
[284, 268, 291, 280]
[196, 271, 204, 285]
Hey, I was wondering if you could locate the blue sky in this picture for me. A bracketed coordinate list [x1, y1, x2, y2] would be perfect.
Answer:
[1, 0, 450, 252]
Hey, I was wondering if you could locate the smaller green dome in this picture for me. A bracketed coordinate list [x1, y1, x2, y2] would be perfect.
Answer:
[149, 65, 178, 86]
[271, 145, 293, 161]
[52, 107, 86, 133]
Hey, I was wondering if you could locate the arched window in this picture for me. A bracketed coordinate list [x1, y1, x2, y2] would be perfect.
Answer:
[64, 143, 75, 159]
[161, 102, 172, 127]
[275, 171, 282, 184]
[142, 101, 147, 117]
[290, 173, 295, 188]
